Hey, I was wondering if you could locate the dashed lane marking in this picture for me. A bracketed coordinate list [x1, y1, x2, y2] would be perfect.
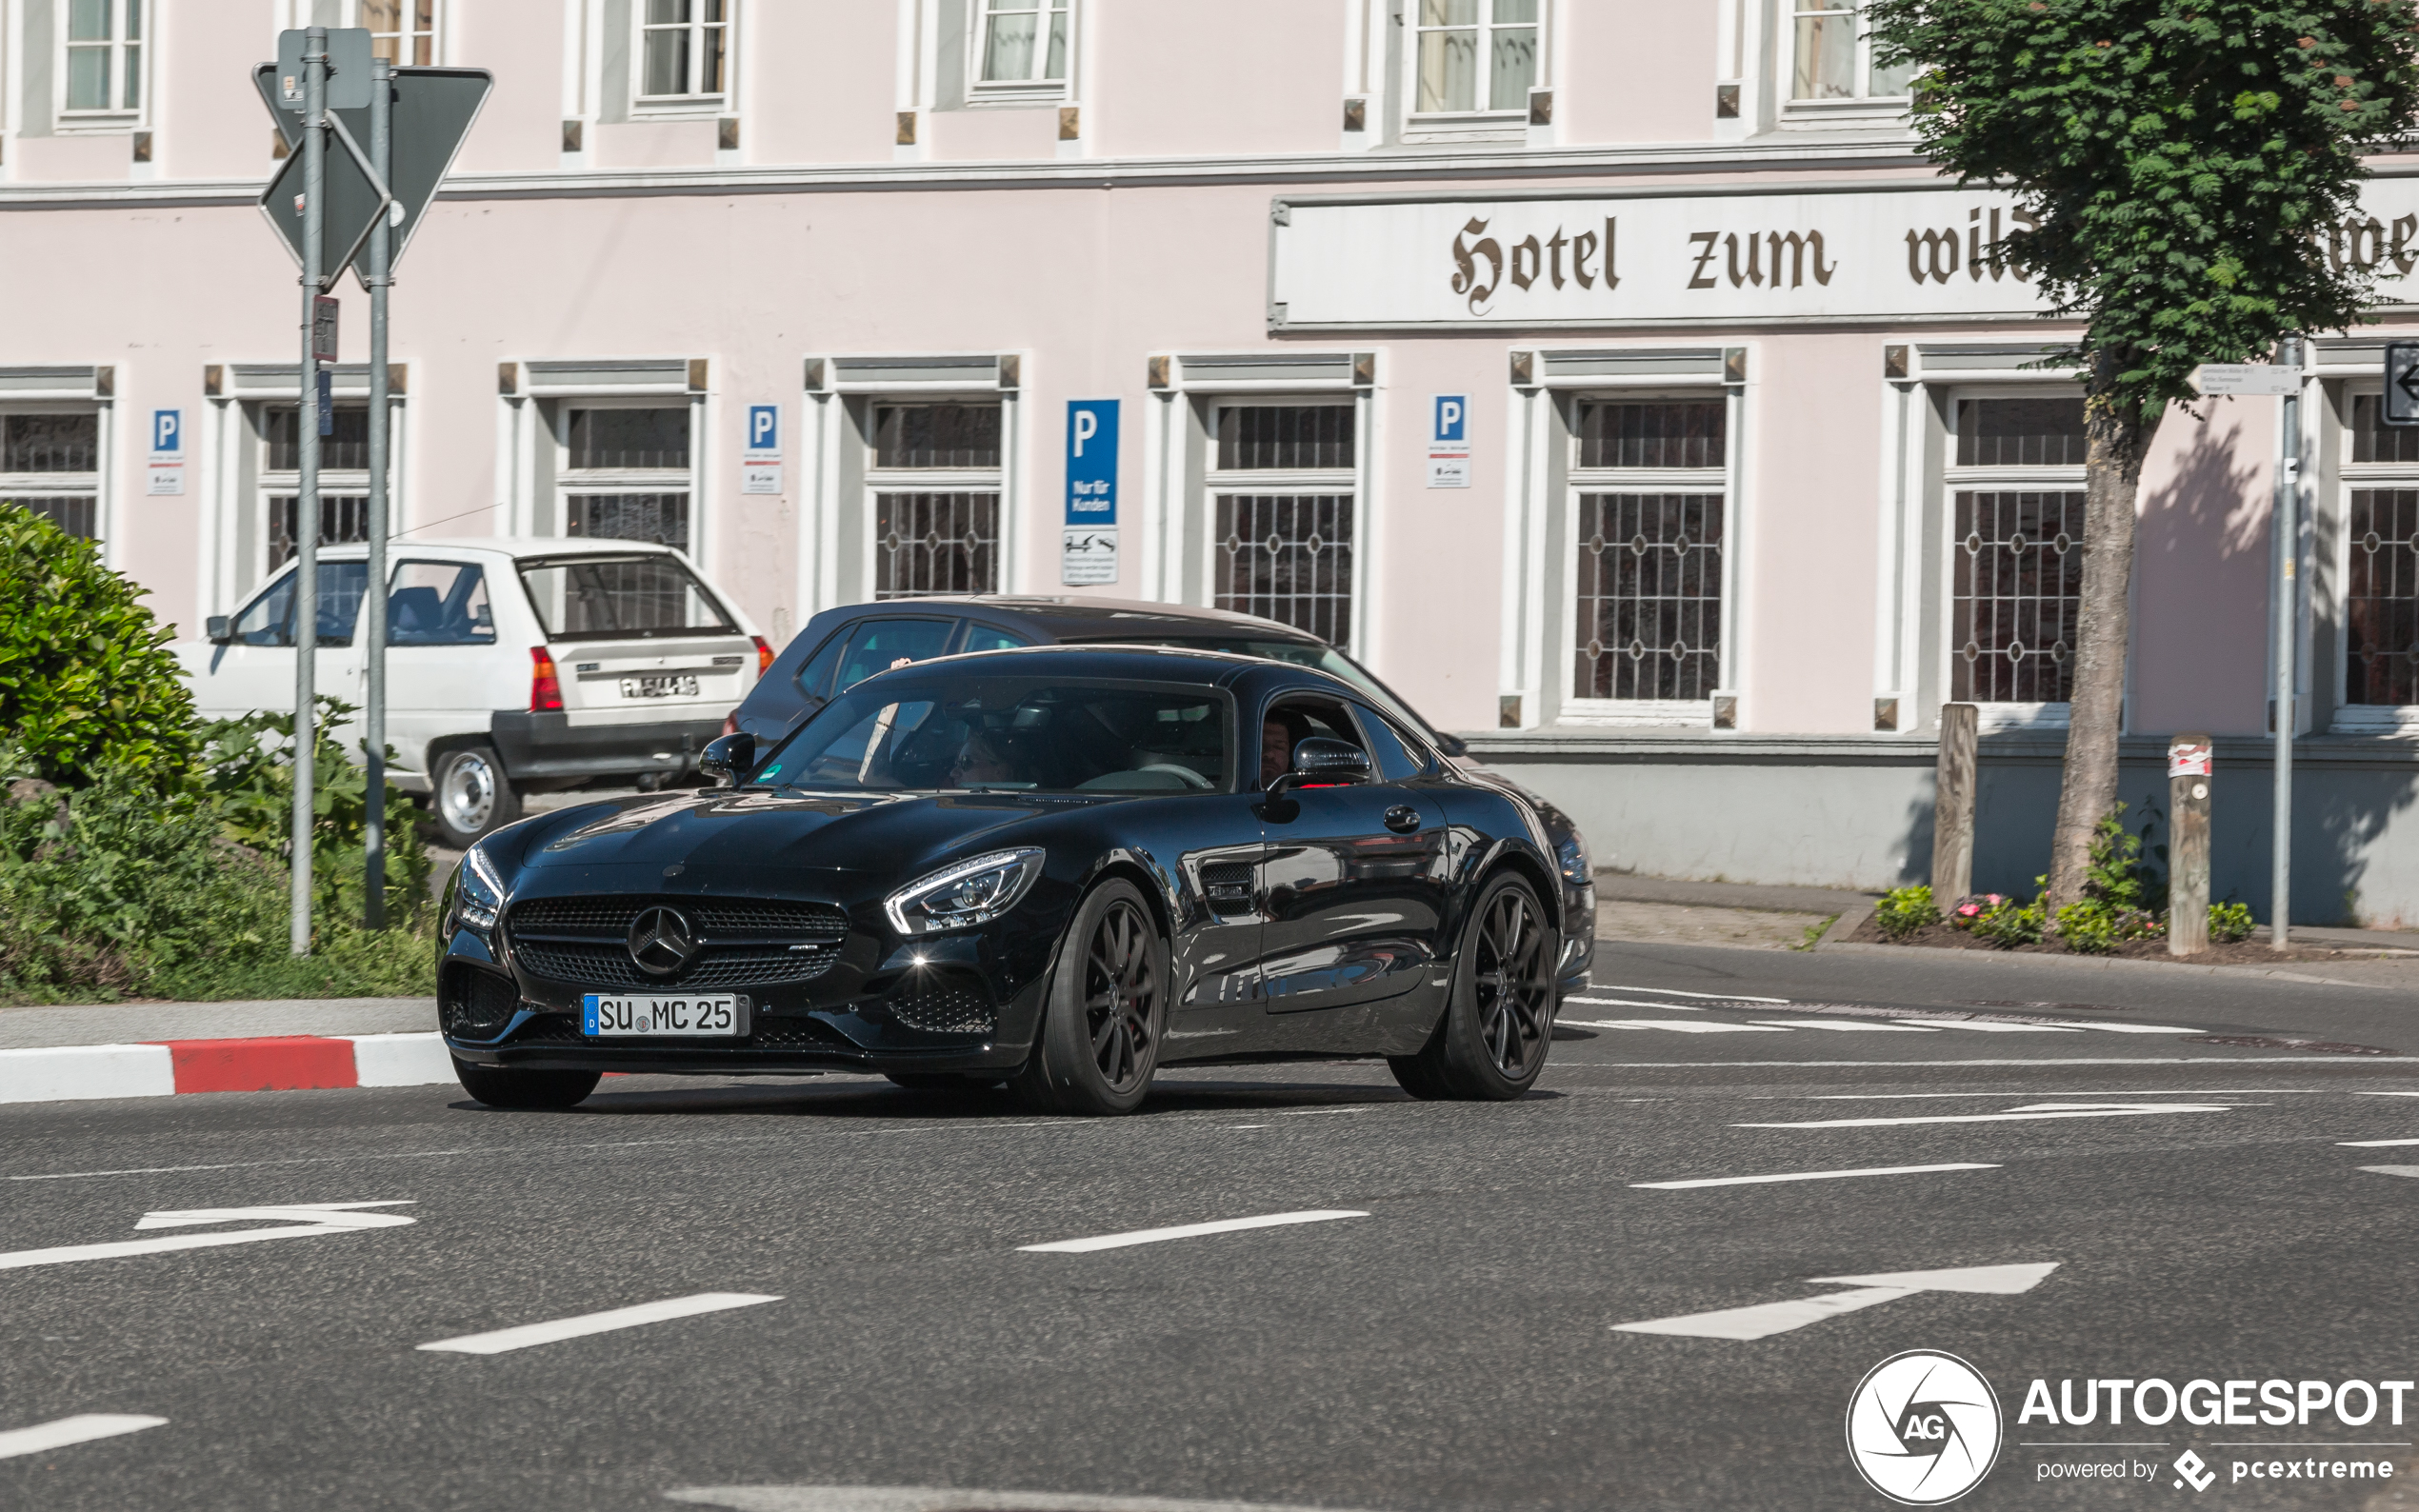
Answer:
[1735, 1102, 2242, 1130]
[1889, 1020, 2084, 1033]
[1747, 1019, 1940, 1033]
[1564, 1019, 1786, 1034]
[0, 1414, 168, 1462]
[1602, 1057, 2391, 1068]
[1581, 985, 1791, 1004]
[2341, 1139, 2419, 1147]
[1631, 1162, 1999, 1190]
[418, 1292, 782, 1356]
[1019, 1210, 1369, 1254]
[1561, 998, 1705, 1011]
[2359, 1165, 2419, 1179]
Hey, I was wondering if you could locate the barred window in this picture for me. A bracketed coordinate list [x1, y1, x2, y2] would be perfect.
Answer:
[1573, 401, 1724, 469]
[1215, 406, 1354, 470]
[1213, 494, 1354, 648]
[568, 408, 690, 470]
[2348, 489, 2419, 706]
[569, 493, 690, 554]
[4, 413, 98, 472]
[1955, 397, 2087, 467]
[1949, 490, 2084, 703]
[876, 492, 999, 598]
[267, 494, 370, 571]
[2351, 394, 2419, 465]
[1573, 494, 1724, 701]
[3, 497, 98, 538]
[872, 403, 1002, 469]
[266, 405, 370, 471]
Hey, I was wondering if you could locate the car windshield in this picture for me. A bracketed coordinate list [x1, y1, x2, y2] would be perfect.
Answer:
[752, 674, 1233, 795]
[1111, 637, 1443, 745]
[515, 554, 736, 641]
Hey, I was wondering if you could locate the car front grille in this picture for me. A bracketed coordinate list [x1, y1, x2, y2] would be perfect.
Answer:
[887, 975, 996, 1035]
[507, 893, 850, 990]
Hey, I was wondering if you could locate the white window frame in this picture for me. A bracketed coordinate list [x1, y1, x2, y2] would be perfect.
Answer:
[1938, 383, 2089, 732]
[1559, 388, 1734, 728]
[1201, 395, 1365, 652]
[1404, 0, 1544, 143]
[862, 397, 1008, 599]
[1777, 0, 1909, 126]
[554, 396, 705, 557]
[57, 0, 148, 127]
[2331, 378, 2419, 732]
[633, 0, 730, 112]
[0, 404, 107, 546]
[970, 0, 1073, 106]
[357, 0, 441, 67]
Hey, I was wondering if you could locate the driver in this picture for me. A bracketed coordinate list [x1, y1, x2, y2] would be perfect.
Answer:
[1260, 708, 1310, 788]
[949, 729, 1020, 787]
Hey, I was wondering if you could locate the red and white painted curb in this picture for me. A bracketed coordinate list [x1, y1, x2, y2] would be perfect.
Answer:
[0, 1033, 454, 1106]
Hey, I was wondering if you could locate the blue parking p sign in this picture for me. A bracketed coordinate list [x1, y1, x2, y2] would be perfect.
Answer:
[747, 404, 779, 455]
[1066, 400, 1118, 523]
[147, 408, 186, 496]
[1428, 393, 1470, 488]
[1434, 395, 1466, 445]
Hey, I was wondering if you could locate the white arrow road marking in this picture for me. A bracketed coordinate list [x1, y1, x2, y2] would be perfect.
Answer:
[0, 1414, 167, 1462]
[0, 1202, 415, 1272]
[419, 1292, 781, 1355]
[2359, 1165, 2419, 1179]
[1632, 1163, 1999, 1190]
[1736, 1103, 2240, 1129]
[1564, 1020, 1787, 1034]
[1614, 1263, 2058, 1341]
[1748, 1019, 1939, 1033]
[1019, 1209, 1369, 1253]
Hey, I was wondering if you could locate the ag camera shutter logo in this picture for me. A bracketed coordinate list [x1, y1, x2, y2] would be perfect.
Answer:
[1846, 1350, 2003, 1504]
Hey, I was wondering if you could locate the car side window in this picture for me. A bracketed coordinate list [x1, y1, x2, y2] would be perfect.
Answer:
[1355, 708, 1430, 782]
[1259, 696, 1364, 786]
[230, 564, 368, 647]
[835, 618, 956, 690]
[387, 561, 494, 647]
[791, 627, 850, 704]
[960, 623, 1032, 654]
[233, 573, 296, 647]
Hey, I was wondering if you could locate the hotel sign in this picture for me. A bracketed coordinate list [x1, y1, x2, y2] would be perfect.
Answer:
[1268, 181, 2419, 330]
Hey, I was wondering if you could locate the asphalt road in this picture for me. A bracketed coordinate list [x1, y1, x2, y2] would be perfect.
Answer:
[4, 943, 2417, 1511]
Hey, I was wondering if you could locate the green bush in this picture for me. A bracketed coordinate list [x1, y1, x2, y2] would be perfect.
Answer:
[1972, 885, 2048, 948]
[0, 504, 197, 790]
[2082, 806, 2166, 914]
[198, 696, 430, 923]
[1875, 885, 1940, 941]
[2209, 901, 2256, 945]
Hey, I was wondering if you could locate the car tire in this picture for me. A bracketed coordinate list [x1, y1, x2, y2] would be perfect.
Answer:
[451, 1056, 599, 1111]
[430, 744, 521, 849]
[1011, 879, 1167, 1117]
[1388, 871, 1559, 1102]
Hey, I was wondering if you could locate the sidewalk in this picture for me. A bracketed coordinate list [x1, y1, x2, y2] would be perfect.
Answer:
[1591, 872, 1868, 951]
[0, 996, 446, 1106]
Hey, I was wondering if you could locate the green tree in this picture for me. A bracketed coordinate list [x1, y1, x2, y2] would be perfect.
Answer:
[0, 504, 198, 789]
[1866, 0, 2419, 907]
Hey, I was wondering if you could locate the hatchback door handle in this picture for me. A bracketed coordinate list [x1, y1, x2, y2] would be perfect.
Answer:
[1383, 806, 1423, 834]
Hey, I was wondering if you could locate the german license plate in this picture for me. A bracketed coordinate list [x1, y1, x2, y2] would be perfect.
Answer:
[620, 675, 700, 699]
[581, 993, 748, 1037]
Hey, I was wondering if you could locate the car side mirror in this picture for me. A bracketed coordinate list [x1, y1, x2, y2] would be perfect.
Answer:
[698, 730, 756, 787]
[206, 615, 233, 645]
[1269, 735, 1370, 795]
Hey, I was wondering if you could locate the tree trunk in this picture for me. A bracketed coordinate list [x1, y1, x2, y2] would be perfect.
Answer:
[2047, 354, 2161, 911]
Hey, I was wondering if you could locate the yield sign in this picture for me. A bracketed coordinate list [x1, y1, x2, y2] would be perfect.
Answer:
[1613, 1262, 2059, 1341]
[257, 108, 391, 290]
[252, 63, 492, 288]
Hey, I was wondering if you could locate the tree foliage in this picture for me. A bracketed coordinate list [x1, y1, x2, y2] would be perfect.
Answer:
[1867, 0, 2419, 428]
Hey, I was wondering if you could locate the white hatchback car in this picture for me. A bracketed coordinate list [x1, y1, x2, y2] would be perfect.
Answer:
[173, 537, 766, 847]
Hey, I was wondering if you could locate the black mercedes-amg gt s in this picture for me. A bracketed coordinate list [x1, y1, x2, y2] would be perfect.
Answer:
[438, 645, 1568, 1116]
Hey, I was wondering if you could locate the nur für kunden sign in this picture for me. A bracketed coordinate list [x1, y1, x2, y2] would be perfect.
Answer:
[1063, 399, 1118, 586]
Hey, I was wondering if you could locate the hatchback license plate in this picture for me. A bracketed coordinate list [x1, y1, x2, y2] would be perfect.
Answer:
[620, 675, 700, 699]
[582, 993, 749, 1037]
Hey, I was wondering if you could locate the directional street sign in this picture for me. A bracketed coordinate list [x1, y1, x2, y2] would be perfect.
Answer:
[2387, 342, 2419, 427]
[259, 109, 391, 290]
[253, 63, 491, 287]
[2192, 363, 2303, 397]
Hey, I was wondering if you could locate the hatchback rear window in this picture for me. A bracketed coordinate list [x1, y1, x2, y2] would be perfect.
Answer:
[516, 554, 736, 641]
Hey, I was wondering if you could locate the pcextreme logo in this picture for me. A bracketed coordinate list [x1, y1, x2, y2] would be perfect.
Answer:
[1847, 1351, 2004, 1505]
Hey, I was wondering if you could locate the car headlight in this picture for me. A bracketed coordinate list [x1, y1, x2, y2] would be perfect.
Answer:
[1554, 826, 1591, 886]
[453, 843, 507, 934]
[884, 848, 1044, 936]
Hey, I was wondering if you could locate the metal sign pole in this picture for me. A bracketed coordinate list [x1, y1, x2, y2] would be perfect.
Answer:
[290, 26, 328, 958]
[364, 55, 392, 930]
[2272, 334, 2302, 950]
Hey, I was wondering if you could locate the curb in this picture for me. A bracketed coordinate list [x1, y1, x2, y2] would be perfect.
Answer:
[1814, 939, 2410, 990]
[0, 1033, 454, 1107]
[1812, 898, 1879, 952]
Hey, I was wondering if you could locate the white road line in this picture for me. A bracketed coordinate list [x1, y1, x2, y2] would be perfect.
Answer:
[1747, 1019, 1939, 1033]
[2355, 1091, 2419, 1098]
[1890, 1020, 2086, 1034]
[1560, 998, 1706, 1011]
[1616, 1286, 1915, 1340]
[1275, 1107, 1372, 1117]
[0, 1414, 168, 1462]
[1603, 1057, 2378, 1068]
[417, 1292, 782, 1355]
[2341, 1138, 2419, 1147]
[1019, 1209, 1369, 1254]
[1799, 1089, 2327, 1099]
[1632, 1163, 2000, 1190]
[2360, 1164, 2419, 1179]
[1736, 1102, 2239, 1129]
[1582, 985, 1791, 1003]
[0, 1202, 415, 1272]
[1563, 1019, 1789, 1034]
[2044, 1022, 2199, 1034]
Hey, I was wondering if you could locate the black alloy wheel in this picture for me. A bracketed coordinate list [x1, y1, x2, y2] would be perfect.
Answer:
[1013, 879, 1167, 1116]
[1389, 872, 1558, 1101]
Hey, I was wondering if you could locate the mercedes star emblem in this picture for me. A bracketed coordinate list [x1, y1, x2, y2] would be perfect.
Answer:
[627, 905, 697, 978]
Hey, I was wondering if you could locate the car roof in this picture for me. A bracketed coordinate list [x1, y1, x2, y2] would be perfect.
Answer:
[857, 594, 1320, 645]
[851, 641, 1358, 696]
[291, 536, 689, 562]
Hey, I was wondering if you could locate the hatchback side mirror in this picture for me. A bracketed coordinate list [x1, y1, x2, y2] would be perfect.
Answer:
[206, 615, 233, 645]
[699, 730, 756, 787]
[1270, 735, 1371, 795]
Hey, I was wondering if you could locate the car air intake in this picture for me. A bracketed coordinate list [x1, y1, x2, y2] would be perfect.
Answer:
[442, 965, 521, 1038]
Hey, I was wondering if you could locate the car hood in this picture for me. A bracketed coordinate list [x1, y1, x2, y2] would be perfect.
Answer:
[503, 786, 1083, 879]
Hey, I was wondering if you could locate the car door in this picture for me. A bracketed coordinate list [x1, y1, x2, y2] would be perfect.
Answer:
[189, 562, 367, 726]
[1253, 693, 1455, 1016]
[379, 556, 497, 778]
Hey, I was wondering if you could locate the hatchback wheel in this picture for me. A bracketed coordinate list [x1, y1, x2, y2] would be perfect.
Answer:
[1389, 872, 1558, 1101]
[431, 744, 521, 848]
[1012, 880, 1167, 1116]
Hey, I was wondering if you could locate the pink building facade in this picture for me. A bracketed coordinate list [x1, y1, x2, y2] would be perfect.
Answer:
[5, 0, 2418, 921]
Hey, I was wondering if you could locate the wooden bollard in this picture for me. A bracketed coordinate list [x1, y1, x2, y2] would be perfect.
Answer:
[1932, 703, 1978, 903]
[2169, 733, 2212, 955]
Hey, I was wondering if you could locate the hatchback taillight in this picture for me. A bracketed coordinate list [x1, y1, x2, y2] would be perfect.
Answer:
[530, 647, 564, 712]
[750, 634, 774, 677]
